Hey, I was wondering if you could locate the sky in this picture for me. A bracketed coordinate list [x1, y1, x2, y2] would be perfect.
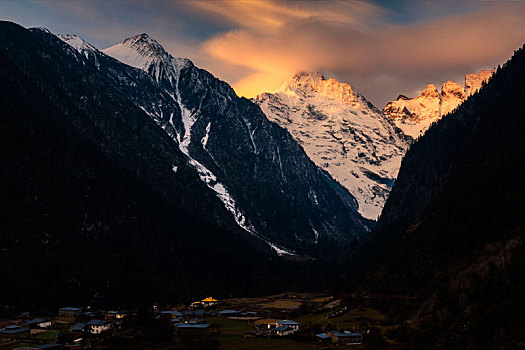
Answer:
[1, 0, 524, 106]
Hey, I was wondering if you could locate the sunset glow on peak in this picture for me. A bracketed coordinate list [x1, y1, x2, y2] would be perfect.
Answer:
[1, 0, 523, 106]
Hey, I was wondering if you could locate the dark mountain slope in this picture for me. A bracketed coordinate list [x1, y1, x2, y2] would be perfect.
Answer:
[363, 46, 525, 348]
[0, 21, 285, 308]
[102, 34, 372, 253]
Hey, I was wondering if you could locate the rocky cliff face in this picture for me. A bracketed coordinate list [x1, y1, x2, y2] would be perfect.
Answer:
[383, 69, 494, 138]
[254, 73, 409, 220]
[465, 69, 494, 96]
[441, 81, 467, 116]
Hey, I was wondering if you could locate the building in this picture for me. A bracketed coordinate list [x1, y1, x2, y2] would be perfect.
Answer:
[216, 310, 239, 317]
[184, 310, 204, 317]
[105, 310, 125, 319]
[254, 318, 279, 332]
[315, 332, 332, 345]
[71, 323, 88, 333]
[83, 311, 95, 318]
[56, 307, 82, 324]
[175, 323, 211, 337]
[86, 320, 110, 334]
[31, 344, 63, 349]
[200, 297, 219, 307]
[0, 325, 31, 338]
[276, 320, 300, 332]
[275, 325, 295, 336]
[329, 331, 363, 345]
[22, 318, 52, 328]
[160, 310, 183, 319]
[58, 307, 82, 317]
[16, 344, 63, 349]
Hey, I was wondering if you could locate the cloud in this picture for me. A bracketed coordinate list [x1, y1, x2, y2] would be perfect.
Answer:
[198, 1, 525, 106]
[7, 0, 523, 106]
[189, 0, 382, 34]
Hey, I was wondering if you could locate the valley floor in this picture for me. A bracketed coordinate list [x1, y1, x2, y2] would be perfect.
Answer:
[0, 291, 401, 349]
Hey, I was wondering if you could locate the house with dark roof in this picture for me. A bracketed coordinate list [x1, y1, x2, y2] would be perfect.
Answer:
[216, 310, 239, 317]
[22, 318, 52, 328]
[254, 318, 279, 332]
[175, 323, 210, 329]
[184, 310, 204, 317]
[276, 320, 300, 332]
[275, 325, 295, 336]
[160, 310, 184, 319]
[71, 323, 88, 333]
[31, 344, 63, 349]
[315, 332, 332, 344]
[329, 331, 363, 345]
[175, 323, 214, 336]
[56, 307, 83, 324]
[58, 307, 82, 317]
[0, 325, 31, 338]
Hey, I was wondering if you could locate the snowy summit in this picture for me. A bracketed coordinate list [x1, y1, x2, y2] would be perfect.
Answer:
[255, 73, 409, 220]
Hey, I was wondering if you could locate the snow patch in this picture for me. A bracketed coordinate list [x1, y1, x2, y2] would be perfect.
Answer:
[189, 158, 255, 233]
[312, 227, 320, 244]
[57, 34, 97, 55]
[201, 122, 211, 149]
[267, 242, 295, 256]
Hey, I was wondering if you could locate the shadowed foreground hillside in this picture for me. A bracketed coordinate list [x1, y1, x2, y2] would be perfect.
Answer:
[363, 45, 525, 348]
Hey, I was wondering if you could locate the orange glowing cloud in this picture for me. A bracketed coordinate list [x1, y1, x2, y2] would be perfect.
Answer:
[193, 1, 524, 106]
[26, 0, 524, 106]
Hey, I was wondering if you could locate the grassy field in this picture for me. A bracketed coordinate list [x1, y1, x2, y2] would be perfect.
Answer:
[217, 337, 319, 350]
[210, 292, 391, 349]
[259, 299, 302, 310]
[208, 317, 318, 350]
[297, 307, 386, 330]
[34, 329, 60, 340]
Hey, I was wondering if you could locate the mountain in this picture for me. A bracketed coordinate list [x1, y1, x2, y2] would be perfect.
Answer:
[1, 22, 294, 307]
[0, 21, 371, 306]
[383, 69, 494, 138]
[254, 73, 409, 220]
[101, 34, 371, 252]
[363, 48, 524, 348]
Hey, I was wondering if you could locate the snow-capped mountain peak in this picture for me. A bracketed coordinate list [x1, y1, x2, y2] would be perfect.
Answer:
[102, 33, 189, 81]
[57, 34, 97, 55]
[421, 83, 440, 98]
[441, 81, 466, 116]
[54, 33, 102, 65]
[383, 69, 494, 138]
[278, 72, 366, 109]
[98, 33, 370, 252]
[465, 69, 494, 96]
[255, 73, 409, 220]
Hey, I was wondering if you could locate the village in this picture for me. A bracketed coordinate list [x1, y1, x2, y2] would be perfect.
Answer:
[0, 292, 392, 349]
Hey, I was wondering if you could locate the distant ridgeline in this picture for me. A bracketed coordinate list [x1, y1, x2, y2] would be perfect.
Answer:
[0, 21, 367, 307]
[361, 45, 525, 348]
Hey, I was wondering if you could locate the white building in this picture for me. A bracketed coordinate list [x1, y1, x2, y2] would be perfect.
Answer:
[276, 320, 300, 331]
[87, 320, 110, 334]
